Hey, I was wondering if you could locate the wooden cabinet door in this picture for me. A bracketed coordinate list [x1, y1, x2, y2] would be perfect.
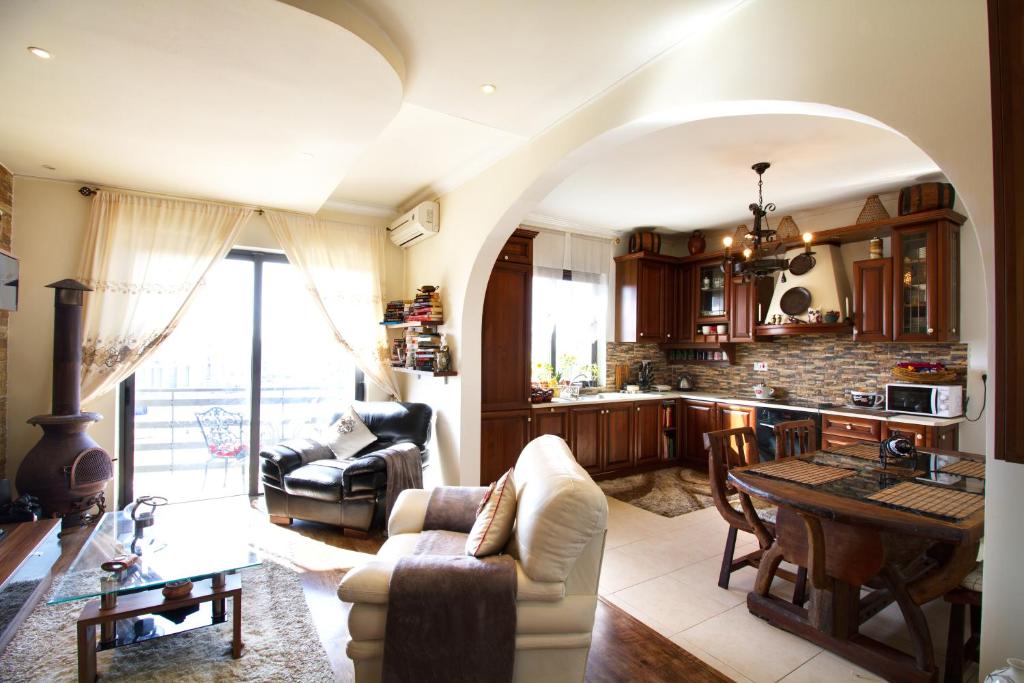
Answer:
[637, 260, 668, 343]
[822, 433, 875, 451]
[569, 405, 603, 474]
[532, 406, 568, 440]
[853, 258, 893, 341]
[634, 401, 662, 465]
[715, 403, 755, 430]
[682, 399, 717, 464]
[673, 264, 695, 342]
[822, 413, 884, 442]
[893, 224, 940, 342]
[481, 262, 532, 410]
[728, 279, 755, 342]
[885, 421, 929, 448]
[933, 424, 959, 451]
[604, 403, 635, 470]
[480, 410, 532, 484]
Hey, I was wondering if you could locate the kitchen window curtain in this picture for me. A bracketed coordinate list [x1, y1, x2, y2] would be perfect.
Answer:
[264, 210, 401, 399]
[78, 190, 253, 403]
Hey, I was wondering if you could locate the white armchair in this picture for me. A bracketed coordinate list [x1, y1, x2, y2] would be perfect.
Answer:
[338, 435, 609, 682]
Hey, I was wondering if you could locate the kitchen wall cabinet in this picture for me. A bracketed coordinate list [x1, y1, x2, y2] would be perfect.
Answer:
[853, 257, 893, 341]
[681, 399, 717, 465]
[481, 228, 538, 483]
[728, 276, 773, 343]
[672, 264, 695, 342]
[531, 405, 569, 440]
[480, 410, 532, 484]
[695, 261, 728, 322]
[892, 219, 961, 342]
[614, 252, 678, 343]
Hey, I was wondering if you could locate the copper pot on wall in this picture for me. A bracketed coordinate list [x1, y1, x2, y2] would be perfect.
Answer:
[15, 279, 113, 527]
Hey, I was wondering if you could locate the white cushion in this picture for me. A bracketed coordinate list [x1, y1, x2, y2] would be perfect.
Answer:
[323, 407, 376, 459]
[508, 436, 608, 583]
[466, 468, 517, 557]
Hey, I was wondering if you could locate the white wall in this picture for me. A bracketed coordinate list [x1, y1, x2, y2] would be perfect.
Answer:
[399, 0, 1015, 671]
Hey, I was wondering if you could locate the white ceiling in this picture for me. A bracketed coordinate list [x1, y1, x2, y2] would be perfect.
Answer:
[0, 0, 403, 212]
[530, 114, 941, 233]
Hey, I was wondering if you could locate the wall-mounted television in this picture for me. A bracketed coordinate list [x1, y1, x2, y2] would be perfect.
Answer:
[0, 250, 18, 311]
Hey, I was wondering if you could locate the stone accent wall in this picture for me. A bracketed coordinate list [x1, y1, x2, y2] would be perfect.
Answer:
[607, 337, 968, 405]
[0, 164, 11, 478]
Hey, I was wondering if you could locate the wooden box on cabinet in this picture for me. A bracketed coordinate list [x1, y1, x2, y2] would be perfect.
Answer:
[532, 405, 568, 440]
[481, 410, 532, 484]
[891, 219, 961, 342]
[614, 253, 677, 343]
[853, 257, 893, 341]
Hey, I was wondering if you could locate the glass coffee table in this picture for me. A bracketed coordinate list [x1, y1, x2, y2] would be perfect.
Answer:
[50, 506, 260, 682]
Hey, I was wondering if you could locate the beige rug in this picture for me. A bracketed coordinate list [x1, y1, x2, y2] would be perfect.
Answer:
[598, 466, 716, 517]
[0, 562, 333, 682]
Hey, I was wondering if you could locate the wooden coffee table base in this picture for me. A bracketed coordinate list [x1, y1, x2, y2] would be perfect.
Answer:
[76, 573, 243, 683]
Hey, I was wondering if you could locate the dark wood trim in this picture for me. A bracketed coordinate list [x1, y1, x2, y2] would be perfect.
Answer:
[116, 375, 135, 509]
[989, 0, 1024, 463]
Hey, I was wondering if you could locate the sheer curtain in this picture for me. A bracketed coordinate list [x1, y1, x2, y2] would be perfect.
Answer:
[264, 210, 400, 399]
[79, 190, 253, 403]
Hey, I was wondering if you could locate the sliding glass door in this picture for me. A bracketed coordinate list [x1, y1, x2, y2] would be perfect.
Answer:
[121, 250, 359, 506]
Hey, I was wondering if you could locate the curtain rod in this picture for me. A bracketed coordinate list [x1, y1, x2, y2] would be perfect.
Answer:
[78, 186, 266, 215]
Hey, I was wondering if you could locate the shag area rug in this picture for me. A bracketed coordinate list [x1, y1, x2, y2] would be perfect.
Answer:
[598, 466, 715, 517]
[0, 562, 333, 682]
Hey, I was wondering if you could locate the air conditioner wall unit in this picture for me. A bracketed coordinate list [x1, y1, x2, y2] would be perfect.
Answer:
[388, 201, 439, 248]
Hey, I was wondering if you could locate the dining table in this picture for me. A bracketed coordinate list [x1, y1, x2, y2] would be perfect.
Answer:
[727, 443, 985, 683]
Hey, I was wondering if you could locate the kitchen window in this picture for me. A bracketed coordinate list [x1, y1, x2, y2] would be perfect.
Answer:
[530, 231, 612, 387]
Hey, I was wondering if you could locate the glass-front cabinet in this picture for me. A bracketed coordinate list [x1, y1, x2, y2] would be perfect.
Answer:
[696, 261, 728, 321]
[892, 219, 960, 342]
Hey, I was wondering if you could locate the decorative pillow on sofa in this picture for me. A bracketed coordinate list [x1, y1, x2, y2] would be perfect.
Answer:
[323, 407, 377, 459]
[466, 468, 517, 557]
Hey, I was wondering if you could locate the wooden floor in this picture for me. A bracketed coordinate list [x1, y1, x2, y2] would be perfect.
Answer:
[29, 496, 729, 682]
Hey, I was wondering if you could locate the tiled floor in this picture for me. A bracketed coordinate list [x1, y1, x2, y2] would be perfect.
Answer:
[599, 496, 973, 683]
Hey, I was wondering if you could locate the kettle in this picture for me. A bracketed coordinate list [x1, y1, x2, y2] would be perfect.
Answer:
[678, 374, 694, 391]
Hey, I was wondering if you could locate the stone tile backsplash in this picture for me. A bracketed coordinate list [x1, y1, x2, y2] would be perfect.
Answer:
[606, 338, 968, 405]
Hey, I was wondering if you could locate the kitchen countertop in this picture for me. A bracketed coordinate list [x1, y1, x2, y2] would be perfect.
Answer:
[533, 390, 965, 427]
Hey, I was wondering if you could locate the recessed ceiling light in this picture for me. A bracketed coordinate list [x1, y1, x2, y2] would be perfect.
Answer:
[299, 152, 315, 160]
[480, 83, 497, 95]
[27, 46, 52, 60]
[41, 164, 56, 171]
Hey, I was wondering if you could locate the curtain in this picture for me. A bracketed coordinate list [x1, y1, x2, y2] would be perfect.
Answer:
[78, 191, 253, 403]
[264, 210, 401, 399]
[532, 265, 607, 385]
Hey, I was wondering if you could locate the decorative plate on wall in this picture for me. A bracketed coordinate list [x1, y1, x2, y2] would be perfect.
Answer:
[780, 286, 812, 315]
[788, 252, 816, 275]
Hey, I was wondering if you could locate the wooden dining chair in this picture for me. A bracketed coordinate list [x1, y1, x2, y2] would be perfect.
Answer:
[944, 565, 982, 683]
[773, 419, 818, 458]
[704, 427, 806, 603]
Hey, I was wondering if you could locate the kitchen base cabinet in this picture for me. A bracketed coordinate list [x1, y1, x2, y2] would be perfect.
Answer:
[480, 410, 531, 485]
[715, 403, 756, 431]
[604, 403, 635, 470]
[569, 405, 604, 474]
[885, 421, 960, 449]
[532, 406, 569, 440]
[681, 399, 717, 465]
[634, 402, 662, 465]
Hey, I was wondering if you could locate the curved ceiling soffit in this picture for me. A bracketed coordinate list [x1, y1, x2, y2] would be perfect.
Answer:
[469, 98, 974, 308]
[277, 0, 407, 90]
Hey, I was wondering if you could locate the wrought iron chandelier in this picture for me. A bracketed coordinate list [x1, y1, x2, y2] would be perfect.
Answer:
[722, 162, 805, 282]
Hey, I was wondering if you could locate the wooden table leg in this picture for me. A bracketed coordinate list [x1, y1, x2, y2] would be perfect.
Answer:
[881, 564, 935, 672]
[231, 590, 243, 659]
[77, 622, 96, 683]
[212, 572, 226, 621]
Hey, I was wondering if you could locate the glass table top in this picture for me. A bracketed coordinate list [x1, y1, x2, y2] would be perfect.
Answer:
[739, 447, 985, 522]
[49, 506, 260, 605]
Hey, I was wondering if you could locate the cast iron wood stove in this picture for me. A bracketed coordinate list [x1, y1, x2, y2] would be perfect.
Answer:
[16, 279, 113, 528]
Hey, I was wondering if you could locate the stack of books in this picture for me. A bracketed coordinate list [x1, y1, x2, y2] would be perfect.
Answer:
[383, 299, 411, 324]
[406, 288, 443, 323]
[404, 327, 441, 371]
[390, 337, 407, 367]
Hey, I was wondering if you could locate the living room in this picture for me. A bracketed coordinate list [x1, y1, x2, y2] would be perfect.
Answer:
[1, 1, 1021, 682]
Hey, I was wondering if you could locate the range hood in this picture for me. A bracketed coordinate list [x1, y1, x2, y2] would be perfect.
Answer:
[764, 244, 853, 323]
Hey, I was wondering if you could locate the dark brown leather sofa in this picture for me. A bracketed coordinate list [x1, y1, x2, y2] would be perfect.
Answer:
[258, 401, 432, 533]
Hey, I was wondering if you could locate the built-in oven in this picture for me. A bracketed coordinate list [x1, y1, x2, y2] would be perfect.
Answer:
[885, 383, 963, 418]
[755, 406, 822, 461]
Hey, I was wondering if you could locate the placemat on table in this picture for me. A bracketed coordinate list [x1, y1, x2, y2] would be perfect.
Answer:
[827, 443, 881, 461]
[939, 460, 986, 479]
[867, 481, 984, 520]
[748, 459, 856, 486]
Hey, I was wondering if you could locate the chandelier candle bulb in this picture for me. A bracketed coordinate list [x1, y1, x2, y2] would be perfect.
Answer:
[803, 232, 813, 253]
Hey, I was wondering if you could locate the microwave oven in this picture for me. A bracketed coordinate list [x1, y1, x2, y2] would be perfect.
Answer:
[885, 383, 963, 418]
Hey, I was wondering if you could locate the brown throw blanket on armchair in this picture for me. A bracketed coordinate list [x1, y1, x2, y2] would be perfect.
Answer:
[383, 489, 517, 683]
